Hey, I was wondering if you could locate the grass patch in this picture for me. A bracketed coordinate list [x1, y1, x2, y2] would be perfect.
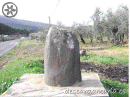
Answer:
[0, 39, 44, 68]
[80, 54, 128, 66]
[20, 39, 40, 47]
[89, 48, 128, 59]
[0, 57, 44, 95]
[24, 59, 44, 73]
[0, 38, 45, 95]
[107, 44, 128, 49]
[0, 38, 128, 96]
[101, 78, 128, 97]
[85, 42, 128, 58]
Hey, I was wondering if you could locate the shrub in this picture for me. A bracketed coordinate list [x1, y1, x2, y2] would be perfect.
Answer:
[0, 35, 18, 42]
[29, 26, 50, 42]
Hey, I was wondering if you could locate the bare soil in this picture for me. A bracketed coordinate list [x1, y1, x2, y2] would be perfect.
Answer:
[81, 62, 128, 84]
[40, 60, 128, 84]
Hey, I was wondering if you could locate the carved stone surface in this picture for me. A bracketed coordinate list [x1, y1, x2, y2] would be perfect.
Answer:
[44, 27, 82, 86]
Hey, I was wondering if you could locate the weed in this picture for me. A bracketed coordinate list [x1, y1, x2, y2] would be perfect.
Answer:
[24, 59, 44, 73]
[0, 57, 44, 94]
[101, 78, 128, 97]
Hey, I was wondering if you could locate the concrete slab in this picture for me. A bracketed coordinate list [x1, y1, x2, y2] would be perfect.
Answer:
[2, 73, 109, 97]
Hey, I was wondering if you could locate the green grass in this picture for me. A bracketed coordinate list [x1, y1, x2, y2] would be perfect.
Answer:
[101, 78, 128, 97]
[24, 59, 44, 73]
[80, 54, 128, 66]
[106, 44, 128, 49]
[0, 38, 129, 96]
[20, 39, 39, 47]
[0, 57, 44, 94]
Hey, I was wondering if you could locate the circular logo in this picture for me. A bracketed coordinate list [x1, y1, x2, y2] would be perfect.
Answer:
[2, 2, 18, 18]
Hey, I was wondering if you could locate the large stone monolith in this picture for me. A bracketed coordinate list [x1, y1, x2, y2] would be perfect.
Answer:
[44, 27, 82, 86]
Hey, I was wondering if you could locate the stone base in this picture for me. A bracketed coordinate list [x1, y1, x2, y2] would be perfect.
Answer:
[2, 73, 109, 97]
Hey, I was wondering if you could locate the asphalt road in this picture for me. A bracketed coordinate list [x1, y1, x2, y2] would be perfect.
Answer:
[0, 39, 21, 57]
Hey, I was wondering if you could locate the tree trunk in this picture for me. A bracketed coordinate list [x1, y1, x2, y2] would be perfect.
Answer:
[107, 36, 110, 41]
[119, 34, 121, 42]
[100, 36, 103, 43]
[2, 35, 4, 42]
[121, 33, 124, 43]
[127, 33, 129, 39]
[114, 34, 120, 45]
[107, 36, 110, 43]
[113, 34, 116, 45]
[80, 35, 85, 44]
[90, 38, 93, 43]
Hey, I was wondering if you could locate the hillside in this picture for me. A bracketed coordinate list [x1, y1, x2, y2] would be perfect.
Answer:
[0, 16, 49, 31]
[0, 23, 29, 35]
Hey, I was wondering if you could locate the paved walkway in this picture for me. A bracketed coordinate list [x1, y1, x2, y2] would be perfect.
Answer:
[2, 73, 109, 97]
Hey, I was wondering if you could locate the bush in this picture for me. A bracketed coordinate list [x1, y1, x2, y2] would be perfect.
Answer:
[29, 33, 38, 40]
[0, 35, 18, 42]
[29, 31, 47, 42]
[29, 26, 50, 42]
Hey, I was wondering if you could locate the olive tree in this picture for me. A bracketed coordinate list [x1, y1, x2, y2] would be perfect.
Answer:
[71, 21, 89, 44]
[56, 20, 65, 28]
[105, 5, 129, 45]
[116, 5, 129, 42]
[29, 26, 50, 42]
[86, 25, 93, 43]
[91, 7, 105, 43]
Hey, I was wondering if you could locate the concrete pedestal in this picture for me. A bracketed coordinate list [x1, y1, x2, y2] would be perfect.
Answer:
[2, 73, 109, 97]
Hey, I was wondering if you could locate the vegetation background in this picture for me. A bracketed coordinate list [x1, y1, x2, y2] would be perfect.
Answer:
[0, 4, 129, 97]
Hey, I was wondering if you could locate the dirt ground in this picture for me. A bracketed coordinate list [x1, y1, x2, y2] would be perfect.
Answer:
[40, 60, 128, 84]
[0, 39, 128, 84]
[79, 42, 128, 84]
[81, 62, 128, 84]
